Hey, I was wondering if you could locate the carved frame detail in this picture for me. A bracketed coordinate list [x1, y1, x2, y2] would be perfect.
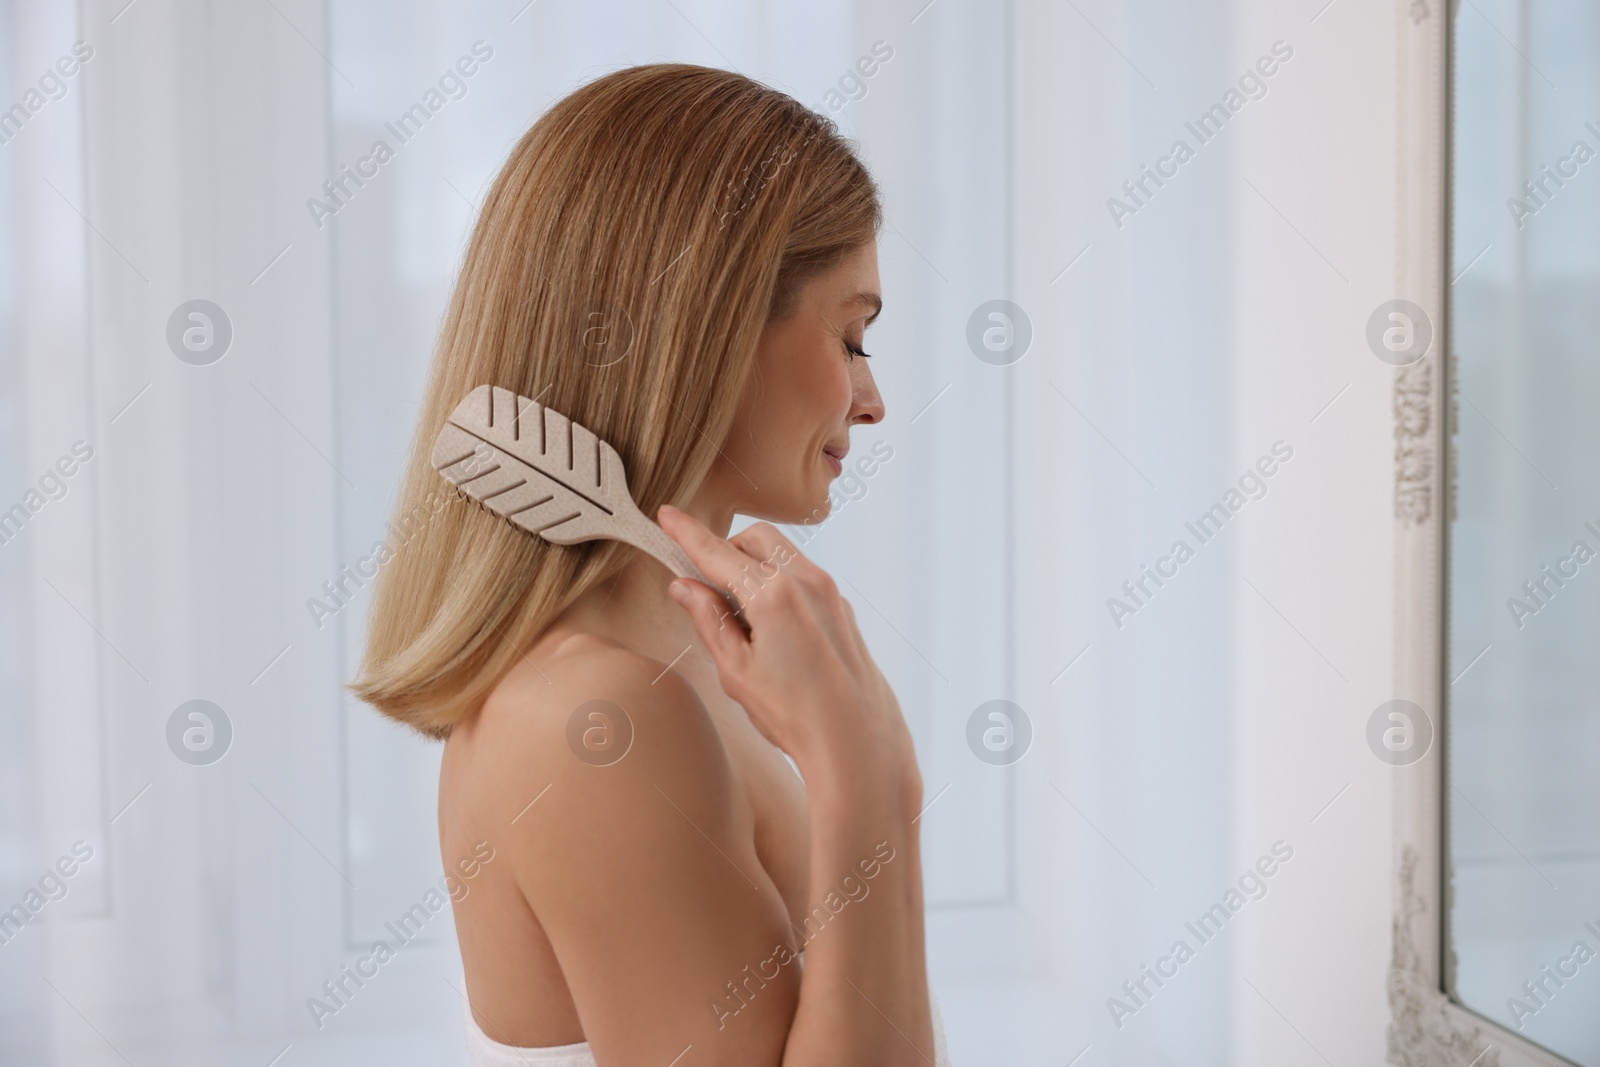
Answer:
[1388, 2, 1580, 1065]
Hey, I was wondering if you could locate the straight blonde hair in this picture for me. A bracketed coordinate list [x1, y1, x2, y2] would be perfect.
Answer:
[352, 64, 882, 738]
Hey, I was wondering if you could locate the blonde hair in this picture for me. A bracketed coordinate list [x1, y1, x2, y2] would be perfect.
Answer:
[352, 64, 881, 738]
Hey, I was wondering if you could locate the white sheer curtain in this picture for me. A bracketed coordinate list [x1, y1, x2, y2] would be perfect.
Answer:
[2, 0, 1409, 1064]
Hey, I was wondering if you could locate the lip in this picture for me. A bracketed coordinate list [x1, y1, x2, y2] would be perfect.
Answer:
[822, 444, 848, 475]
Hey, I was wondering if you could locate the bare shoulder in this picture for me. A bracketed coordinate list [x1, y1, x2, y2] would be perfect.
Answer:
[444, 628, 747, 873]
[461, 629, 725, 782]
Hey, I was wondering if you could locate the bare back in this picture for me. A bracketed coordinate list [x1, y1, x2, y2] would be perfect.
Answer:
[439, 622, 812, 1054]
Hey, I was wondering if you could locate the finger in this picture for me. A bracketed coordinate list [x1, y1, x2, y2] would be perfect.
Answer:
[724, 532, 804, 610]
[727, 521, 802, 572]
[657, 505, 764, 598]
[839, 595, 871, 660]
[668, 578, 750, 671]
[839, 594, 862, 639]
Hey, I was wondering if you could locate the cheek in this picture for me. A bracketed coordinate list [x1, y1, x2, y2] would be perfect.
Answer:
[772, 345, 850, 429]
[725, 335, 855, 491]
[811, 356, 854, 413]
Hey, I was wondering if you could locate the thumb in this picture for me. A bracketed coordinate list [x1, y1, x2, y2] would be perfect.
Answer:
[668, 578, 749, 668]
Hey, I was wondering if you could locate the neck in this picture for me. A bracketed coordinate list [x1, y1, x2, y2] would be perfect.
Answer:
[685, 482, 736, 539]
[554, 484, 736, 662]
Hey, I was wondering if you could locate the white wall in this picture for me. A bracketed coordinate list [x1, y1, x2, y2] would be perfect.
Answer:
[1004, 0, 1401, 1062]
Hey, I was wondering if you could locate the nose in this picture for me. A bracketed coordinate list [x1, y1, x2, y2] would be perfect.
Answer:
[848, 357, 885, 425]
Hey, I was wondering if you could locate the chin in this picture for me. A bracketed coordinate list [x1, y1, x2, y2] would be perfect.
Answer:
[741, 480, 835, 528]
[793, 472, 837, 525]
[795, 490, 834, 526]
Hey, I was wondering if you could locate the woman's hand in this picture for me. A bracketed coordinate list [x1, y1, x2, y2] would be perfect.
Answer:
[658, 505, 935, 1067]
[658, 505, 920, 807]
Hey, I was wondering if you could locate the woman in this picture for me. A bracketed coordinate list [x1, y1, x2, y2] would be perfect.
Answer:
[354, 63, 950, 1066]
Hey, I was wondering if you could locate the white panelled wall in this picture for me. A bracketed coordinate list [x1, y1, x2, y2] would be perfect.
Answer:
[0, 0, 1409, 1064]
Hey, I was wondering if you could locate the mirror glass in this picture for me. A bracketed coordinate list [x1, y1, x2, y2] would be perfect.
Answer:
[1448, 0, 1600, 1061]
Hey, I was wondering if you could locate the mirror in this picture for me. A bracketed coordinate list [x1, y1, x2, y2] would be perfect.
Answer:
[1447, 0, 1600, 1061]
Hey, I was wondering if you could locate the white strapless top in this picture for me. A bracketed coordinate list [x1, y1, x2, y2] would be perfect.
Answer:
[463, 985, 955, 1066]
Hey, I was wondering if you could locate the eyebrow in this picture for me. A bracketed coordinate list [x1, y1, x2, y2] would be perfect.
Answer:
[846, 291, 883, 327]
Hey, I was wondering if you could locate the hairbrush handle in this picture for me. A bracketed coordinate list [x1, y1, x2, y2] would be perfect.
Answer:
[621, 515, 750, 631]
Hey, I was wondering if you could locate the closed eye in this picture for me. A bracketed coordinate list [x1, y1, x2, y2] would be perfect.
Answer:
[844, 342, 873, 361]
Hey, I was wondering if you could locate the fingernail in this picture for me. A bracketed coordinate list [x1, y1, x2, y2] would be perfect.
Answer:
[667, 580, 690, 605]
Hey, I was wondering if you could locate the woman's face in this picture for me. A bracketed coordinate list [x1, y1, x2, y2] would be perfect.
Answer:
[708, 239, 885, 525]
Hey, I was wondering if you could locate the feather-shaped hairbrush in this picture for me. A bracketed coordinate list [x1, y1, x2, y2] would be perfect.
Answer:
[431, 384, 746, 627]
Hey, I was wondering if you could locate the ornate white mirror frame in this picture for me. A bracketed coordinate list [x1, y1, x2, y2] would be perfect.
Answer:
[1388, 3, 1574, 1064]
